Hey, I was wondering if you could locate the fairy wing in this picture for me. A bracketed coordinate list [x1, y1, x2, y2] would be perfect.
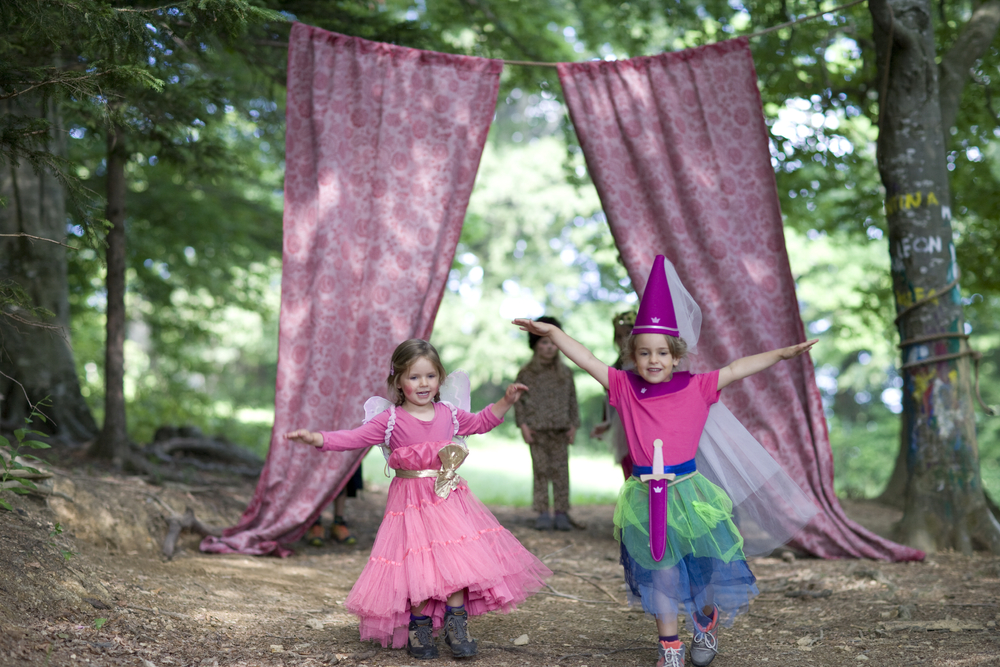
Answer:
[363, 396, 392, 424]
[439, 370, 471, 447]
[440, 370, 471, 413]
[363, 396, 393, 460]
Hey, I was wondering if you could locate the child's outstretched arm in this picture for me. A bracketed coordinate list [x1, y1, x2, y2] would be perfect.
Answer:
[512, 319, 610, 389]
[491, 382, 530, 419]
[717, 339, 818, 391]
[284, 429, 323, 447]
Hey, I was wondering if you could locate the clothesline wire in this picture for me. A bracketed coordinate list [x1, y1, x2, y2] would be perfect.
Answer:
[502, 0, 868, 68]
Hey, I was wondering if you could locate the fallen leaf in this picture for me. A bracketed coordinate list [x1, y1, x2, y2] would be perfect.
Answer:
[269, 645, 283, 653]
[796, 636, 813, 646]
[27, 562, 41, 568]
[306, 618, 325, 630]
[513, 634, 529, 646]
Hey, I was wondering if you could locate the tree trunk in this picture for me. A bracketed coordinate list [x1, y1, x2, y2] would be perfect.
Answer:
[89, 126, 129, 463]
[0, 97, 99, 443]
[870, 0, 1000, 554]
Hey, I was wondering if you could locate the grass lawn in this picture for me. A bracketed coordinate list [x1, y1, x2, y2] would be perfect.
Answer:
[361, 432, 624, 506]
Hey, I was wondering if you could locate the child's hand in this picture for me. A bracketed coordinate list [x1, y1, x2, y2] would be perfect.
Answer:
[590, 421, 610, 439]
[778, 339, 819, 360]
[512, 318, 554, 337]
[520, 424, 535, 444]
[491, 382, 530, 420]
[504, 382, 529, 404]
[568, 426, 577, 445]
[283, 429, 323, 447]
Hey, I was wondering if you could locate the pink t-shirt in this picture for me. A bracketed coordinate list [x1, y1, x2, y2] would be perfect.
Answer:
[608, 368, 721, 467]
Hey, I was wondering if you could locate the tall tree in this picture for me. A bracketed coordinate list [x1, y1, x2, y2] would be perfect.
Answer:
[0, 95, 99, 441]
[1, 0, 281, 458]
[868, 0, 1000, 552]
[97, 124, 129, 461]
[0, 0, 276, 454]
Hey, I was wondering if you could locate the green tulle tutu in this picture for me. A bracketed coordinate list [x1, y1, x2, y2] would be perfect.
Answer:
[614, 474, 758, 625]
[613, 474, 746, 570]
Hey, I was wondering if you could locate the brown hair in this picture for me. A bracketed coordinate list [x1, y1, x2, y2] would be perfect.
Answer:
[386, 339, 448, 406]
[623, 333, 688, 365]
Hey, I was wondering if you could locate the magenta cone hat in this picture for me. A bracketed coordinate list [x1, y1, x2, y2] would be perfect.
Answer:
[631, 255, 679, 337]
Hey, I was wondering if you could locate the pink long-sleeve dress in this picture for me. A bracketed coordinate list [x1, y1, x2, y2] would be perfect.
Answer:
[319, 401, 551, 649]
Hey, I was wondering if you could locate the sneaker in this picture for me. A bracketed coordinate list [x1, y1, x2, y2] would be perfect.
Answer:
[442, 607, 477, 658]
[306, 523, 325, 547]
[535, 512, 553, 531]
[331, 516, 357, 545]
[690, 606, 720, 667]
[406, 616, 439, 660]
[554, 513, 572, 531]
[655, 640, 685, 667]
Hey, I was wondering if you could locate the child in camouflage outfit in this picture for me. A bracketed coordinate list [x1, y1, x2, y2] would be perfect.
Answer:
[515, 316, 580, 531]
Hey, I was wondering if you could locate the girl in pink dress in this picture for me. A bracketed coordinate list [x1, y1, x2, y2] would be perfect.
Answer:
[284, 339, 551, 659]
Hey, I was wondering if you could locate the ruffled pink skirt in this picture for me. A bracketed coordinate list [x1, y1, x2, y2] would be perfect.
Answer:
[344, 443, 551, 648]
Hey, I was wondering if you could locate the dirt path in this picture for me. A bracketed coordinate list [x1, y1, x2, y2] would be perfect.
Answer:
[2, 468, 1000, 667]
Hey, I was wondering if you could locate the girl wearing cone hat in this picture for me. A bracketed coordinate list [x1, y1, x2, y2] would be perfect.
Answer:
[514, 255, 818, 667]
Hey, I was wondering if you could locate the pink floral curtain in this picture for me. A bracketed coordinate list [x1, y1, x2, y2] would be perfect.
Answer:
[201, 24, 502, 556]
[558, 39, 922, 561]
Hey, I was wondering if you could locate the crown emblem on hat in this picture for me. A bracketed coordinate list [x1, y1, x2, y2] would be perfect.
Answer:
[631, 255, 681, 338]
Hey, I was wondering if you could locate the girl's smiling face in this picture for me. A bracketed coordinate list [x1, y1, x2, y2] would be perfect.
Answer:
[399, 356, 440, 408]
[633, 333, 680, 384]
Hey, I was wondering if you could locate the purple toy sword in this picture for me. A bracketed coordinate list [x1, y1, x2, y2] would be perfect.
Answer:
[639, 439, 674, 562]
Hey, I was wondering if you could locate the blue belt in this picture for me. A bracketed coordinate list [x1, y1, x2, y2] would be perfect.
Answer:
[632, 457, 697, 478]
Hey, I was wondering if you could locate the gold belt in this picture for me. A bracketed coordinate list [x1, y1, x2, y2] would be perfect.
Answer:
[391, 443, 467, 498]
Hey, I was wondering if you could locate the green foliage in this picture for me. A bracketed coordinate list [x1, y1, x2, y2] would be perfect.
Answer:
[5, 0, 996, 498]
[430, 132, 631, 449]
[0, 279, 55, 324]
[0, 400, 52, 511]
[48, 522, 76, 560]
[1, 0, 285, 231]
[93, 618, 107, 630]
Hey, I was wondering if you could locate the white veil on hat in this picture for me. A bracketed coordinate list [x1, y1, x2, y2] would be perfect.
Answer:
[661, 258, 703, 353]
[659, 256, 818, 555]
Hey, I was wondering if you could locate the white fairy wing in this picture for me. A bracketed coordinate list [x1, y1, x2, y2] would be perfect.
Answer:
[440, 370, 471, 412]
[363, 396, 392, 424]
[438, 370, 471, 447]
[363, 396, 393, 460]
[695, 402, 819, 556]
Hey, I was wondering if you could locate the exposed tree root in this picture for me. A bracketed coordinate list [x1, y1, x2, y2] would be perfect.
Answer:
[894, 502, 1000, 555]
[148, 437, 263, 467]
[162, 506, 222, 560]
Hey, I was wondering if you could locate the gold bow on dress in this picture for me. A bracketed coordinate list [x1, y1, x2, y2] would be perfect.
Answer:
[392, 443, 469, 499]
[433, 443, 468, 499]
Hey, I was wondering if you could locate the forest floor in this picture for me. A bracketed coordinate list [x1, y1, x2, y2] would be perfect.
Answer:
[2, 450, 1000, 667]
